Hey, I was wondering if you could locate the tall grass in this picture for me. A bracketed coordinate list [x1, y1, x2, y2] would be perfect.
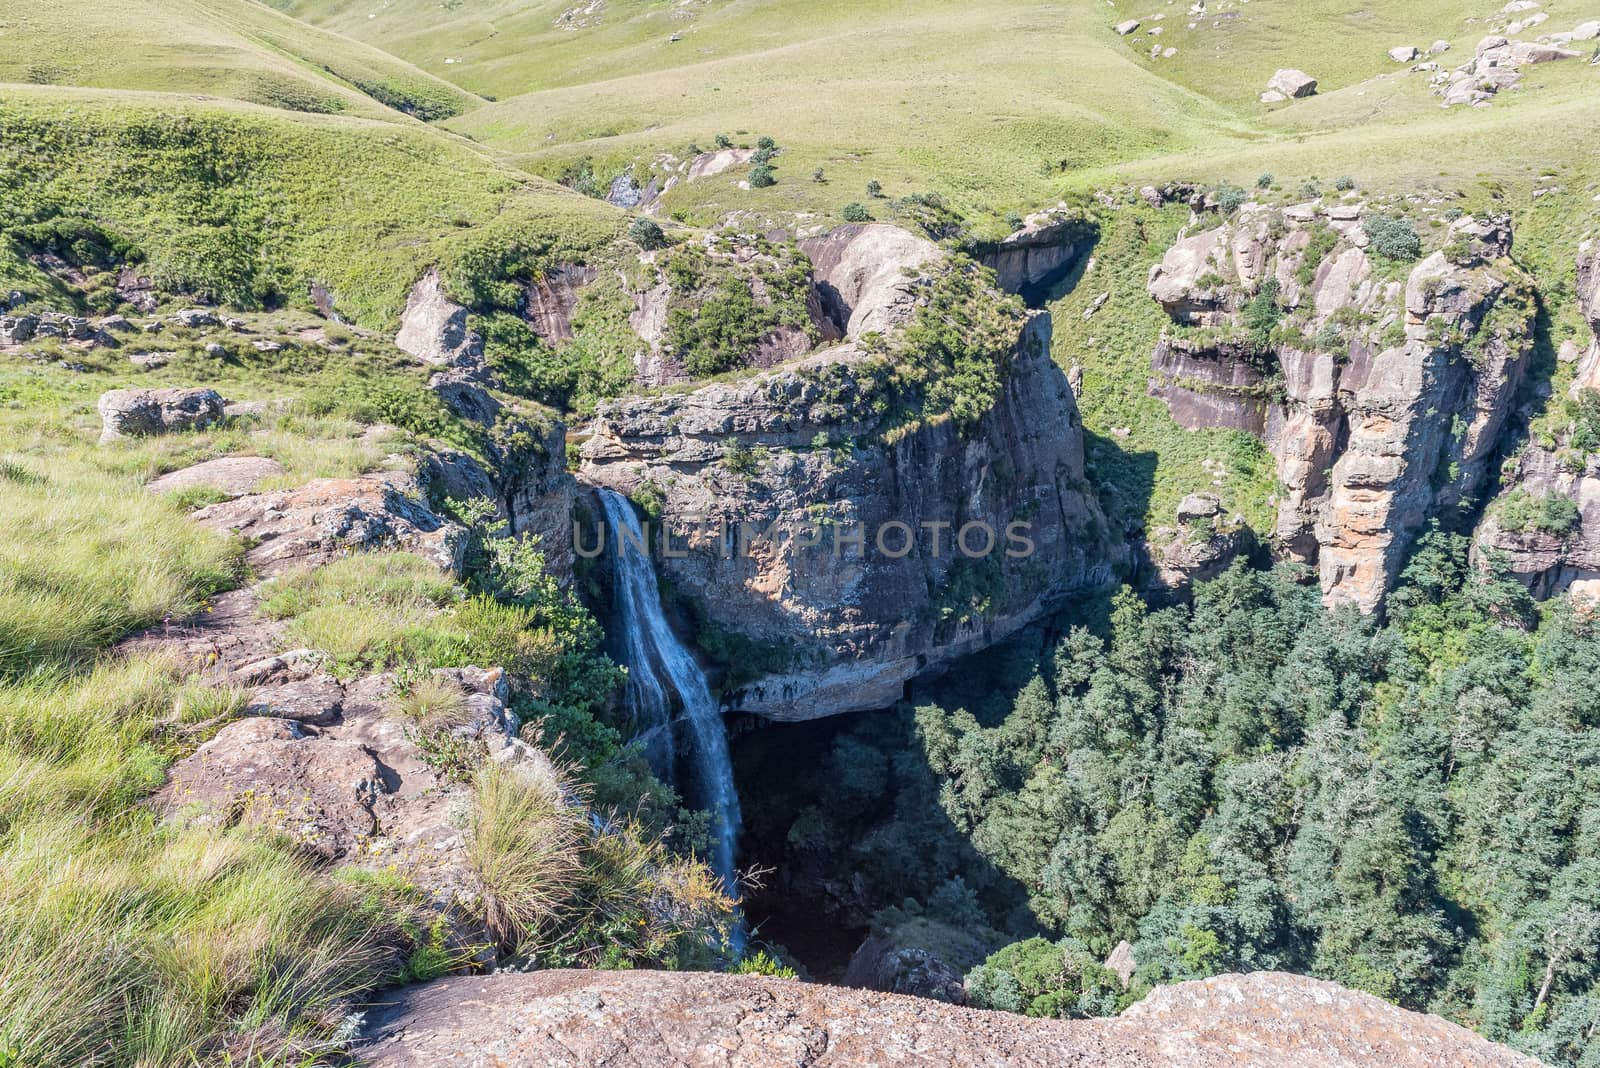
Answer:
[0, 454, 238, 679]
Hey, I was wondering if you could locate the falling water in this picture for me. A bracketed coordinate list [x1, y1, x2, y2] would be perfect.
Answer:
[596, 489, 742, 892]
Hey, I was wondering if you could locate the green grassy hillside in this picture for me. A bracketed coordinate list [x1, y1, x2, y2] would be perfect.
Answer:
[0, 87, 623, 325]
[0, 0, 480, 120]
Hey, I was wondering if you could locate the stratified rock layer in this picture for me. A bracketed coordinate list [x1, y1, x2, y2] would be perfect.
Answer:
[581, 228, 1112, 720]
[357, 969, 1539, 1068]
[1148, 206, 1534, 610]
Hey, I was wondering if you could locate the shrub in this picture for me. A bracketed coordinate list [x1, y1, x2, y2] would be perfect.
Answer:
[1335, 175, 1356, 191]
[748, 162, 776, 188]
[1215, 185, 1247, 213]
[1005, 212, 1025, 232]
[628, 216, 666, 251]
[842, 202, 872, 223]
[1241, 278, 1283, 352]
[812, 167, 826, 183]
[866, 180, 883, 198]
[713, 133, 733, 149]
[1366, 214, 1422, 261]
[1256, 172, 1274, 189]
[756, 135, 777, 152]
[965, 937, 1123, 1019]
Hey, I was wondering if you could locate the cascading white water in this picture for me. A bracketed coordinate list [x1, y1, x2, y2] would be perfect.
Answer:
[596, 489, 742, 892]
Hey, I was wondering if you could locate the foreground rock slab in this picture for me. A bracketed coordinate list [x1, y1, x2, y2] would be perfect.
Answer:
[358, 969, 1538, 1068]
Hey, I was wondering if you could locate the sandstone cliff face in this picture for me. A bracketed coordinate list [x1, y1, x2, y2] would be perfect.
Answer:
[1149, 204, 1535, 610]
[581, 227, 1112, 720]
[396, 268, 576, 574]
[1473, 241, 1600, 598]
[357, 969, 1540, 1068]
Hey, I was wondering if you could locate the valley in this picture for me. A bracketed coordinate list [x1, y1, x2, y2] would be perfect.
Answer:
[2, 0, 1599, 1064]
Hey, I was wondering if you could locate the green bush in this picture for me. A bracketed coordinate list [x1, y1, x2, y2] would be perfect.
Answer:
[748, 162, 776, 188]
[965, 937, 1123, 1018]
[628, 216, 667, 250]
[1366, 214, 1422, 261]
[842, 202, 872, 223]
[1256, 172, 1274, 189]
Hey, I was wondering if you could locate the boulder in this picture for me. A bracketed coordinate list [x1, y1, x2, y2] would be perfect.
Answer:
[798, 224, 945, 337]
[97, 387, 225, 444]
[1388, 45, 1419, 62]
[841, 934, 967, 1004]
[191, 473, 465, 576]
[1429, 39, 1452, 54]
[395, 267, 483, 368]
[1267, 69, 1318, 98]
[145, 456, 285, 497]
[0, 315, 37, 344]
[1115, 18, 1141, 35]
[355, 969, 1541, 1068]
[173, 308, 219, 328]
[1105, 940, 1137, 988]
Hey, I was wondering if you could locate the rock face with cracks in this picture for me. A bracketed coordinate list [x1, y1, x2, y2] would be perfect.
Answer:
[1147, 206, 1534, 611]
[580, 226, 1113, 720]
[356, 969, 1540, 1068]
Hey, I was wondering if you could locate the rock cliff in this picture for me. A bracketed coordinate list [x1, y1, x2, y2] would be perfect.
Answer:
[1473, 240, 1600, 598]
[396, 267, 577, 574]
[580, 227, 1113, 720]
[1148, 203, 1535, 610]
[357, 969, 1539, 1067]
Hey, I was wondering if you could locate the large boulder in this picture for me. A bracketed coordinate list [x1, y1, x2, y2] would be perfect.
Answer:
[356, 969, 1540, 1067]
[97, 387, 225, 444]
[396, 267, 484, 368]
[799, 224, 945, 338]
[1267, 69, 1318, 98]
[145, 456, 284, 497]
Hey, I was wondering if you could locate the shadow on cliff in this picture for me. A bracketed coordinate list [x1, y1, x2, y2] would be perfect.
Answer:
[1081, 428, 1158, 557]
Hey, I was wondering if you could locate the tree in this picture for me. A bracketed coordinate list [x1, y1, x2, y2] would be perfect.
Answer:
[748, 162, 776, 188]
[866, 179, 883, 198]
[628, 216, 666, 250]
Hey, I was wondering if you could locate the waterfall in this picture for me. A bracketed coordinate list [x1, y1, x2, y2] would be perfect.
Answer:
[596, 489, 742, 892]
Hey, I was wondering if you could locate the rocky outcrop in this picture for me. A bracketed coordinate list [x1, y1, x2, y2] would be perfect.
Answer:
[145, 456, 284, 497]
[840, 935, 967, 1004]
[1145, 493, 1254, 593]
[798, 224, 945, 337]
[97, 387, 225, 444]
[524, 264, 597, 342]
[161, 664, 543, 883]
[582, 232, 1112, 719]
[1434, 30, 1587, 107]
[1473, 243, 1600, 597]
[970, 209, 1091, 299]
[356, 969, 1540, 1067]
[192, 473, 466, 576]
[1148, 207, 1534, 610]
[396, 269, 576, 569]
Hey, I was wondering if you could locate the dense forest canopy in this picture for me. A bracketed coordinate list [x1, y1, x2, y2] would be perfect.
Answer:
[755, 533, 1600, 1065]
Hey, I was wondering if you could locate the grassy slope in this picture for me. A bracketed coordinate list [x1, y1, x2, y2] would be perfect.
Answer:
[0, 0, 480, 120]
[0, 87, 623, 325]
